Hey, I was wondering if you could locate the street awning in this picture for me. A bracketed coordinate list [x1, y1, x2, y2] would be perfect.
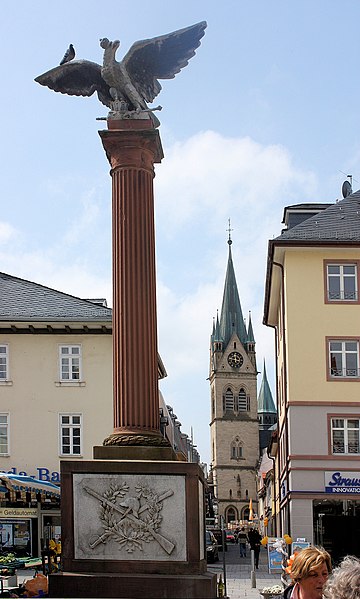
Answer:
[0, 473, 60, 498]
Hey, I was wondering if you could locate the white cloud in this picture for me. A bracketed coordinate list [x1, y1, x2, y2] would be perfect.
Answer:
[0, 222, 18, 245]
[62, 188, 101, 246]
[155, 131, 317, 237]
[155, 131, 318, 463]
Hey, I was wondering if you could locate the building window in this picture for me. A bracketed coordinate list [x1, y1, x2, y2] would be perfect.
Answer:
[238, 388, 250, 412]
[223, 388, 234, 412]
[59, 345, 81, 381]
[0, 345, 9, 381]
[59, 414, 82, 455]
[230, 437, 243, 460]
[0, 414, 9, 455]
[329, 340, 359, 378]
[325, 262, 358, 302]
[226, 507, 237, 525]
[331, 418, 359, 454]
[236, 475, 241, 497]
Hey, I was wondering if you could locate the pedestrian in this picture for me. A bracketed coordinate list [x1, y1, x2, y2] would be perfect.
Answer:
[323, 555, 360, 599]
[283, 545, 331, 599]
[234, 526, 240, 544]
[247, 526, 262, 568]
[237, 527, 248, 557]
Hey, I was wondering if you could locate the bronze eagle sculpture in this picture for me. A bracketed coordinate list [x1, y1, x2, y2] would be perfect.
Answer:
[35, 21, 207, 117]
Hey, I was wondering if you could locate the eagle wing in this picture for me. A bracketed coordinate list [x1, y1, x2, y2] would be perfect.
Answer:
[35, 60, 112, 107]
[122, 21, 207, 103]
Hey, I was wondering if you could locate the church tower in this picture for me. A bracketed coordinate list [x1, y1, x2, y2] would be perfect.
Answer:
[258, 360, 277, 451]
[209, 235, 260, 525]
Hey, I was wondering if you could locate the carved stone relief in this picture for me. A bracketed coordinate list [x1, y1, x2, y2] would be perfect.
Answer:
[73, 473, 186, 561]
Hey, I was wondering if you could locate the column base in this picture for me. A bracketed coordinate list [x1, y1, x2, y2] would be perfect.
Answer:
[103, 431, 171, 447]
[49, 571, 217, 598]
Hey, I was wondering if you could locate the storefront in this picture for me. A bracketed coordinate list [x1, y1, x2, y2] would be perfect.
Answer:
[0, 473, 60, 557]
[0, 507, 38, 556]
[313, 470, 360, 563]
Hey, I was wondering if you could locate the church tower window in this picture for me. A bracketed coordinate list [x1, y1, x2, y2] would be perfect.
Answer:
[223, 388, 234, 413]
[238, 388, 250, 412]
[230, 437, 243, 459]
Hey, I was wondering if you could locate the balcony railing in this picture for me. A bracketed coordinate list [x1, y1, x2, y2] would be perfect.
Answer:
[330, 368, 360, 378]
[328, 290, 358, 301]
[332, 443, 360, 454]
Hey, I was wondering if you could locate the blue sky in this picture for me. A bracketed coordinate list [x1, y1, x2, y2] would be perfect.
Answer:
[1, 1, 360, 465]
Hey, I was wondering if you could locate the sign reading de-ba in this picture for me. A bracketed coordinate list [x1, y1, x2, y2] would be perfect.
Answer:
[5, 467, 60, 482]
[325, 471, 360, 494]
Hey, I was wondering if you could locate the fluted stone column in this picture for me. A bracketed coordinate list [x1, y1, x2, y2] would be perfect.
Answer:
[98, 118, 168, 450]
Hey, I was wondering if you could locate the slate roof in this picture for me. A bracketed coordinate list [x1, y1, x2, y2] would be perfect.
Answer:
[276, 189, 360, 242]
[0, 272, 112, 322]
[247, 312, 255, 344]
[257, 361, 276, 414]
[218, 242, 248, 347]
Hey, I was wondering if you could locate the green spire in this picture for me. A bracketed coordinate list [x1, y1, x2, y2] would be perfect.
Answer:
[247, 311, 255, 344]
[219, 239, 248, 348]
[214, 312, 221, 342]
[257, 360, 276, 414]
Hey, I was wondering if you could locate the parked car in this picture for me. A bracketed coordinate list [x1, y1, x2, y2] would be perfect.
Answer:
[205, 530, 219, 563]
[225, 529, 236, 543]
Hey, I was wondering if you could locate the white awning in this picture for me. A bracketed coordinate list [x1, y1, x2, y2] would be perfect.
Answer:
[0, 473, 60, 498]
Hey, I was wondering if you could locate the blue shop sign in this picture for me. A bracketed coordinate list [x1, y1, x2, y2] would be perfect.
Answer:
[325, 471, 360, 494]
[5, 467, 60, 483]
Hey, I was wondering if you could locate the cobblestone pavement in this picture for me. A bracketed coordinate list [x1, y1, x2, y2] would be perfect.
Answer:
[16, 544, 284, 598]
[207, 541, 284, 599]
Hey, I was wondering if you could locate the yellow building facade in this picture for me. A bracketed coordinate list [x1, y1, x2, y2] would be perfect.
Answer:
[264, 197, 360, 561]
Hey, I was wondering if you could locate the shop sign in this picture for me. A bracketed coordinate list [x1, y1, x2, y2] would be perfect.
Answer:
[280, 478, 287, 500]
[0, 508, 38, 518]
[5, 467, 60, 482]
[325, 471, 360, 494]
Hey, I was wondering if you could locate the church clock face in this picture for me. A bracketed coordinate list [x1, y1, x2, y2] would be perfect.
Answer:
[227, 351, 243, 368]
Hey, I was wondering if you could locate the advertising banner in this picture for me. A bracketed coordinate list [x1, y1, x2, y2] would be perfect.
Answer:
[267, 537, 286, 573]
[291, 540, 310, 554]
[325, 471, 360, 494]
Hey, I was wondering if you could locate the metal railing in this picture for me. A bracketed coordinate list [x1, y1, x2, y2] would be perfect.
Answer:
[328, 291, 358, 301]
[330, 368, 360, 378]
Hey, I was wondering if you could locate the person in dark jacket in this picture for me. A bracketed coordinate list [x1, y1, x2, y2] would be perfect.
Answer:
[284, 546, 331, 599]
[247, 527, 262, 568]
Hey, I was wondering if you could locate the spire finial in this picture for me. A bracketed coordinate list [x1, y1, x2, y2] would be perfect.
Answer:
[226, 218, 233, 245]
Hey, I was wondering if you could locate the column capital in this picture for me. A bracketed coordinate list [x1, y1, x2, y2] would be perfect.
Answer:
[99, 122, 164, 171]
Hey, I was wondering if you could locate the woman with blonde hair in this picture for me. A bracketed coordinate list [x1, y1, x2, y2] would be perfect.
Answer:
[283, 546, 332, 599]
[323, 555, 360, 599]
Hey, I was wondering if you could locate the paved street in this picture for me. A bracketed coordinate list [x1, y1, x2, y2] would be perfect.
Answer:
[14, 543, 283, 598]
[208, 541, 284, 599]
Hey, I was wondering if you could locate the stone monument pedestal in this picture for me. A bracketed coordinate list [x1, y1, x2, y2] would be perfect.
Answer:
[49, 460, 216, 598]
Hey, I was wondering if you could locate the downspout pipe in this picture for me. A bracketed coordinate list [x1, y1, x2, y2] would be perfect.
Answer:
[266, 324, 279, 538]
[272, 260, 291, 538]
